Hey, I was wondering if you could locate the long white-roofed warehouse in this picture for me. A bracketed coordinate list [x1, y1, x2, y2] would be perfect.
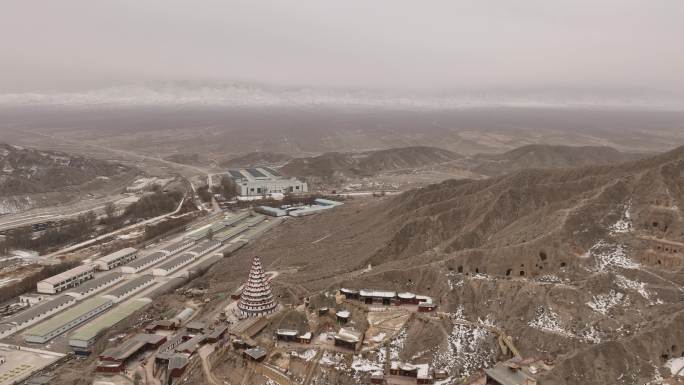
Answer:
[64, 272, 124, 299]
[0, 295, 76, 338]
[160, 239, 195, 255]
[24, 296, 113, 343]
[120, 251, 167, 274]
[68, 298, 153, 352]
[227, 168, 307, 197]
[37, 264, 96, 294]
[152, 253, 196, 276]
[94, 247, 137, 271]
[103, 275, 155, 303]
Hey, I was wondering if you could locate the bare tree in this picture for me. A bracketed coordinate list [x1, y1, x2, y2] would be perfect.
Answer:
[105, 202, 116, 218]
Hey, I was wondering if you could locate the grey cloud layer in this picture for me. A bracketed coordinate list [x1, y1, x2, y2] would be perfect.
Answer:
[1, 0, 683, 98]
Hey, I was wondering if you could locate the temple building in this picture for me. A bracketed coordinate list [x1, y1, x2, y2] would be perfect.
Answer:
[237, 257, 278, 318]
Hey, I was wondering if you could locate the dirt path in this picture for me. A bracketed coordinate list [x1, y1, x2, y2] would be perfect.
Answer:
[255, 363, 295, 385]
[302, 349, 323, 385]
[142, 356, 162, 385]
[199, 344, 221, 385]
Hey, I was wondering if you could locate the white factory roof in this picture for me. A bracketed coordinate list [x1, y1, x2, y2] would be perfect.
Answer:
[98, 247, 136, 263]
[397, 292, 416, 299]
[25, 296, 111, 338]
[40, 264, 94, 285]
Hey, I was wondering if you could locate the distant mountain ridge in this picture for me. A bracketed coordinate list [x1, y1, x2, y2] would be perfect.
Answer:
[466, 144, 645, 176]
[220, 152, 292, 169]
[274, 144, 644, 181]
[0, 143, 132, 196]
[0, 143, 136, 214]
[279, 146, 460, 179]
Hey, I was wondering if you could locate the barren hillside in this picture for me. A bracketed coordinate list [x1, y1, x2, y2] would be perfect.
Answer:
[464, 144, 645, 176]
[280, 146, 460, 179]
[209, 144, 684, 384]
[0, 143, 137, 213]
[220, 151, 292, 168]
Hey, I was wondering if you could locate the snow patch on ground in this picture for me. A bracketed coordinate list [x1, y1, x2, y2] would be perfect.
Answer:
[528, 306, 575, 338]
[388, 329, 407, 361]
[410, 348, 433, 360]
[371, 333, 386, 343]
[319, 351, 347, 371]
[446, 272, 463, 290]
[292, 349, 317, 362]
[442, 305, 465, 321]
[579, 325, 604, 344]
[0, 195, 33, 214]
[351, 355, 383, 373]
[536, 274, 566, 283]
[433, 321, 495, 378]
[589, 240, 639, 271]
[470, 273, 491, 280]
[610, 202, 633, 235]
[586, 290, 626, 315]
[615, 274, 662, 305]
[666, 357, 684, 376]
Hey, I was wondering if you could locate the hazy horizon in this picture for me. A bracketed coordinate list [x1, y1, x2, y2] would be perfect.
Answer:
[2, 0, 684, 110]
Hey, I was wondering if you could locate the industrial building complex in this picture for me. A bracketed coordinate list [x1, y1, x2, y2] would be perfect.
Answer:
[0, 203, 358, 385]
[256, 197, 344, 217]
[227, 167, 307, 196]
[94, 247, 137, 271]
[23, 296, 113, 344]
[69, 298, 153, 351]
[36, 264, 95, 294]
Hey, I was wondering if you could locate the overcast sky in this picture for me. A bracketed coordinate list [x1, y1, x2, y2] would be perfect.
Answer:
[1, 1, 683, 102]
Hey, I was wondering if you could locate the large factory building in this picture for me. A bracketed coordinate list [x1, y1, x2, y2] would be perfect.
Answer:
[227, 167, 307, 197]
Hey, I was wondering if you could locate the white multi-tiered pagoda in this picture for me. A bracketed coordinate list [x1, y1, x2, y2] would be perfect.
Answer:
[237, 256, 278, 317]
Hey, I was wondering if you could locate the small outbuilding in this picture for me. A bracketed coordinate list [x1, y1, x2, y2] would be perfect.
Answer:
[298, 332, 312, 344]
[484, 361, 538, 385]
[334, 327, 362, 351]
[418, 302, 437, 312]
[336, 310, 350, 324]
[397, 292, 419, 305]
[359, 289, 396, 305]
[186, 321, 206, 334]
[339, 288, 359, 300]
[275, 329, 299, 342]
[243, 346, 268, 362]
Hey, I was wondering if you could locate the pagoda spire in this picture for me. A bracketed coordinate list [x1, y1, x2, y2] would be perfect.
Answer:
[237, 256, 278, 317]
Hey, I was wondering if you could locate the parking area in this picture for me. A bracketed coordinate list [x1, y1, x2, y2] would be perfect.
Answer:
[0, 344, 64, 385]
